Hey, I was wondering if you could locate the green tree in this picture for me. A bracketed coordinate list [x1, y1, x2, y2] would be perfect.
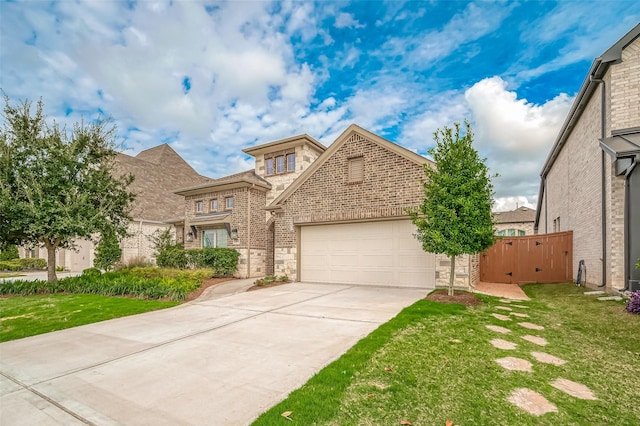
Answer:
[94, 231, 122, 271]
[0, 97, 134, 282]
[0, 244, 19, 261]
[409, 120, 496, 296]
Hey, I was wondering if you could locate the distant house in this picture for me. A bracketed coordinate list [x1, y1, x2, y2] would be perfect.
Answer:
[534, 23, 640, 291]
[20, 144, 208, 271]
[493, 206, 536, 236]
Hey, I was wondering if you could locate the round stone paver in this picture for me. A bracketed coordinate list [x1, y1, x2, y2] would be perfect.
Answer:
[518, 322, 544, 330]
[492, 313, 512, 321]
[531, 351, 566, 366]
[508, 388, 558, 416]
[521, 335, 548, 346]
[490, 338, 517, 350]
[486, 325, 511, 334]
[496, 306, 513, 311]
[551, 378, 597, 400]
[510, 312, 529, 318]
[495, 357, 533, 372]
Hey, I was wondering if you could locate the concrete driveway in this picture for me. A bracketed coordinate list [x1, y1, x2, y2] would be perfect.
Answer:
[0, 282, 426, 425]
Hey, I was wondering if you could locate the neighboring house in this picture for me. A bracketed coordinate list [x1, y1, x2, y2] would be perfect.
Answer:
[20, 144, 208, 271]
[174, 124, 477, 290]
[494, 206, 536, 236]
[535, 23, 640, 292]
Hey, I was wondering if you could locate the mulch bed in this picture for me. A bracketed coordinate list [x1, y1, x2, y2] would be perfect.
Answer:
[184, 277, 234, 302]
[247, 281, 290, 292]
[425, 289, 483, 306]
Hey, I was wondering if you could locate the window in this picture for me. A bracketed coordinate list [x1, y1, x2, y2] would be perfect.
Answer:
[287, 153, 295, 172]
[225, 196, 234, 209]
[210, 199, 218, 212]
[497, 230, 505, 236]
[202, 229, 228, 248]
[276, 156, 285, 173]
[518, 230, 526, 236]
[507, 229, 516, 236]
[195, 200, 204, 213]
[265, 158, 274, 175]
[348, 156, 364, 183]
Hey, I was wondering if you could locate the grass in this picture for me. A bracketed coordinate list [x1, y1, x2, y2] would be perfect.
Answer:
[0, 294, 178, 342]
[253, 283, 640, 425]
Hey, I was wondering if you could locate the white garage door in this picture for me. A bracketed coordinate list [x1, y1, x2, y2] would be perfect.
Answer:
[300, 220, 435, 288]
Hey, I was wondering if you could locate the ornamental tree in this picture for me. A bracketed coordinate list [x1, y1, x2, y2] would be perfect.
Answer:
[409, 120, 496, 296]
[0, 97, 134, 282]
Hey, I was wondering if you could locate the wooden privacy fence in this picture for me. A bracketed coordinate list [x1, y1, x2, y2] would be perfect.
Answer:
[480, 231, 573, 284]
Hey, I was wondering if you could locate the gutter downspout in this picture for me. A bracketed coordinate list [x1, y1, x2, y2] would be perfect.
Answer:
[590, 75, 607, 288]
[622, 157, 638, 291]
[544, 177, 548, 234]
[247, 187, 251, 278]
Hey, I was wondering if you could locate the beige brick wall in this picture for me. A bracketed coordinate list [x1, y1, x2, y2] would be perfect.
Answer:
[121, 221, 170, 265]
[610, 36, 640, 130]
[495, 222, 535, 235]
[435, 254, 472, 289]
[275, 131, 431, 281]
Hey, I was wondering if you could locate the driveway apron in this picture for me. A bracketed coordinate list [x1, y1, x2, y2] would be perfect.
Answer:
[0, 282, 425, 426]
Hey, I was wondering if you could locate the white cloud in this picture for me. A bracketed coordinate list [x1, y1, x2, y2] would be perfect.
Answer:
[464, 76, 573, 200]
[493, 196, 537, 213]
[334, 12, 365, 29]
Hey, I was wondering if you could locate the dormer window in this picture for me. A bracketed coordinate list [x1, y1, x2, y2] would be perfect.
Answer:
[265, 150, 296, 176]
[276, 156, 285, 173]
[287, 153, 295, 171]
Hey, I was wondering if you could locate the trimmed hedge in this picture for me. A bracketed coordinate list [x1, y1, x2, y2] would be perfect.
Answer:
[0, 267, 213, 301]
[156, 248, 239, 276]
[0, 258, 47, 271]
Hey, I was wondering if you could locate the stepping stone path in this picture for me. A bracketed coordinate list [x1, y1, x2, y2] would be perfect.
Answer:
[521, 335, 548, 346]
[508, 388, 558, 416]
[492, 313, 511, 321]
[597, 296, 623, 301]
[584, 290, 605, 295]
[531, 351, 566, 366]
[495, 357, 533, 372]
[511, 304, 529, 309]
[486, 325, 511, 334]
[551, 378, 597, 400]
[483, 299, 597, 416]
[518, 322, 544, 330]
[490, 339, 517, 350]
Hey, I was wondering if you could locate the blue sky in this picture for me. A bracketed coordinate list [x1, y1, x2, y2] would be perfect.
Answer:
[1, 1, 639, 211]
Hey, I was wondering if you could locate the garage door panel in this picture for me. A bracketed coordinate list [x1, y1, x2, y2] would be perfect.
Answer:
[301, 220, 435, 288]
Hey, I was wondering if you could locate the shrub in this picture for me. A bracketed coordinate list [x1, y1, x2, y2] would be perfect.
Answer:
[156, 248, 189, 269]
[0, 245, 19, 261]
[17, 258, 46, 270]
[124, 256, 153, 268]
[94, 232, 122, 271]
[151, 228, 178, 255]
[0, 261, 22, 271]
[626, 291, 640, 314]
[82, 267, 102, 278]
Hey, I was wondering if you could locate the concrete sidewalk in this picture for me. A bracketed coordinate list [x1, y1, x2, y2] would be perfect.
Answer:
[0, 282, 426, 425]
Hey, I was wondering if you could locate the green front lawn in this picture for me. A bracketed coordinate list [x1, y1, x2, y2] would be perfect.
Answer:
[254, 283, 640, 425]
[0, 294, 178, 342]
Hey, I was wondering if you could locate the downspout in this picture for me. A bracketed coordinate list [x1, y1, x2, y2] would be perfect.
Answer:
[247, 187, 251, 278]
[590, 75, 607, 287]
[622, 157, 638, 291]
[544, 177, 548, 233]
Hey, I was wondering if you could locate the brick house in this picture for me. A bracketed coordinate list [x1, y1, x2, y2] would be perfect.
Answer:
[174, 124, 477, 289]
[534, 23, 640, 291]
[494, 206, 536, 236]
[21, 144, 208, 271]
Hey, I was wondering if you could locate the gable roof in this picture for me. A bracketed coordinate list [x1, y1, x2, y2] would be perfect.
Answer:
[114, 146, 208, 222]
[494, 206, 536, 224]
[242, 134, 326, 157]
[174, 169, 271, 196]
[266, 124, 432, 210]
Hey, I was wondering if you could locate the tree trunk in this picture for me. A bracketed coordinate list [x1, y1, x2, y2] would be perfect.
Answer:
[449, 255, 456, 296]
[43, 240, 58, 283]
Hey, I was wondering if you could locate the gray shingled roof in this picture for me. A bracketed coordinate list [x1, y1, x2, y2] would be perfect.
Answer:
[114, 144, 209, 222]
[493, 206, 536, 224]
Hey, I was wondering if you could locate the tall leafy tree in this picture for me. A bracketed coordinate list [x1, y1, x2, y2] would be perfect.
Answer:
[0, 97, 134, 282]
[409, 120, 496, 296]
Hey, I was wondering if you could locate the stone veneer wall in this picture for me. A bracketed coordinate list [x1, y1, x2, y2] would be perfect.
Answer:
[121, 221, 171, 265]
[435, 254, 471, 289]
[274, 131, 429, 281]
